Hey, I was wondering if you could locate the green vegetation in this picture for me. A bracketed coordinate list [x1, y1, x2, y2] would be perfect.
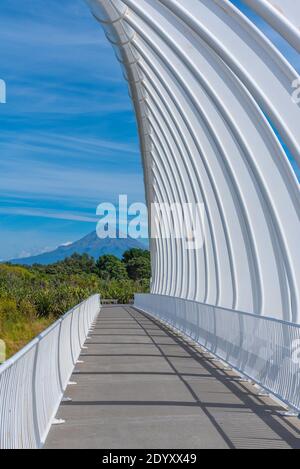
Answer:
[96, 255, 128, 281]
[0, 249, 150, 359]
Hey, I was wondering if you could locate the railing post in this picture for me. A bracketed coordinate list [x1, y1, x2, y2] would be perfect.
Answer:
[32, 340, 41, 448]
[57, 319, 64, 395]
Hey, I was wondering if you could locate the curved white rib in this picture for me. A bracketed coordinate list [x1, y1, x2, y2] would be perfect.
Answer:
[87, 0, 300, 323]
[242, 0, 300, 52]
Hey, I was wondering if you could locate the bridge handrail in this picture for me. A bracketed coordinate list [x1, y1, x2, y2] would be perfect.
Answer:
[135, 294, 300, 413]
[0, 294, 101, 449]
[137, 293, 300, 330]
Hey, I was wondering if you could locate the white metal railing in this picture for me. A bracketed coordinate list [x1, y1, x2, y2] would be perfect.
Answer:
[0, 294, 100, 449]
[135, 294, 300, 413]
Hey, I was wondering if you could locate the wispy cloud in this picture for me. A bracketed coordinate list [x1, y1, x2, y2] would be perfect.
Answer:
[0, 207, 98, 223]
[0, 164, 144, 202]
[0, 132, 139, 156]
[0, 0, 145, 259]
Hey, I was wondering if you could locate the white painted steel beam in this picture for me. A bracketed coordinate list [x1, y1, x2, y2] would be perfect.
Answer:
[242, 0, 300, 52]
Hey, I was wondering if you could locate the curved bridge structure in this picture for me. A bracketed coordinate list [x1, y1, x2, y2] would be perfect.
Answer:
[88, 0, 300, 324]
[0, 0, 300, 450]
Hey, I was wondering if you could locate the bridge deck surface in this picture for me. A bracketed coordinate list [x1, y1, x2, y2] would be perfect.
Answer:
[45, 305, 300, 449]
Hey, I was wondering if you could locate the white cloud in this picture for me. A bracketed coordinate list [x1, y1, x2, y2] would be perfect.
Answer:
[60, 241, 73, 247]
[0, 207, 99, 223]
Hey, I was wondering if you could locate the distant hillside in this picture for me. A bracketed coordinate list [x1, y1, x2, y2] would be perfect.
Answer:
[9, 231, 148, 266]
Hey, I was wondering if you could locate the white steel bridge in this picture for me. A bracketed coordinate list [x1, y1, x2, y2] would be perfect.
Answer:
[0, 0, 299, 449]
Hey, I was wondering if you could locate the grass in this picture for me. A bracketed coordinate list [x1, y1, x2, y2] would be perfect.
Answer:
[0, 316, 54, 360]
[0, 257, 150, 361]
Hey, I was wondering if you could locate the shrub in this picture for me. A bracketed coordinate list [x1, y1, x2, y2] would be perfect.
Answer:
[0, 256, 151, 358]
[0, 299, 20, 324]
[96, 255, 128, 281]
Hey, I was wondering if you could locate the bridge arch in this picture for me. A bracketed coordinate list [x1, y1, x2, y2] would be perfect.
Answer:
[1, 2, 300, 449]
[87, 0, 300, 323]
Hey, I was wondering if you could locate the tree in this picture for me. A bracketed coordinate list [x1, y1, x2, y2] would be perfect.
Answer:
[122, 248, 150, 264]
[96, 255, 128, 281]
[40, 253, 96, 275]
[126, 256, 151, 281]
[63, 253, 95, 274]
[122, 249, 151, 281]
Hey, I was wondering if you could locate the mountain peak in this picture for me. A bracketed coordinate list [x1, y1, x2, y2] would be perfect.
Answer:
[8, 231, 149, 266]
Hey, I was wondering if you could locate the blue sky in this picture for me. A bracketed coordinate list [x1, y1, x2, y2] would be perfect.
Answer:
[0, 0, 144, 260]
[0, 0, 299, 261]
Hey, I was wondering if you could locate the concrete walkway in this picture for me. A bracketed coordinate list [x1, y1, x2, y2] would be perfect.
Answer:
[45, 306, 300, 449]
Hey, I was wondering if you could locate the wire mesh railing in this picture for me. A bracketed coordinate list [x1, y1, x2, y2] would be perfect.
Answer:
[0, 294, 101, 449]
[135, 293, 300, 413]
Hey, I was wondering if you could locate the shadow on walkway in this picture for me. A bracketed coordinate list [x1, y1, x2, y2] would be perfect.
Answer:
[45, 305, 300, 449]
